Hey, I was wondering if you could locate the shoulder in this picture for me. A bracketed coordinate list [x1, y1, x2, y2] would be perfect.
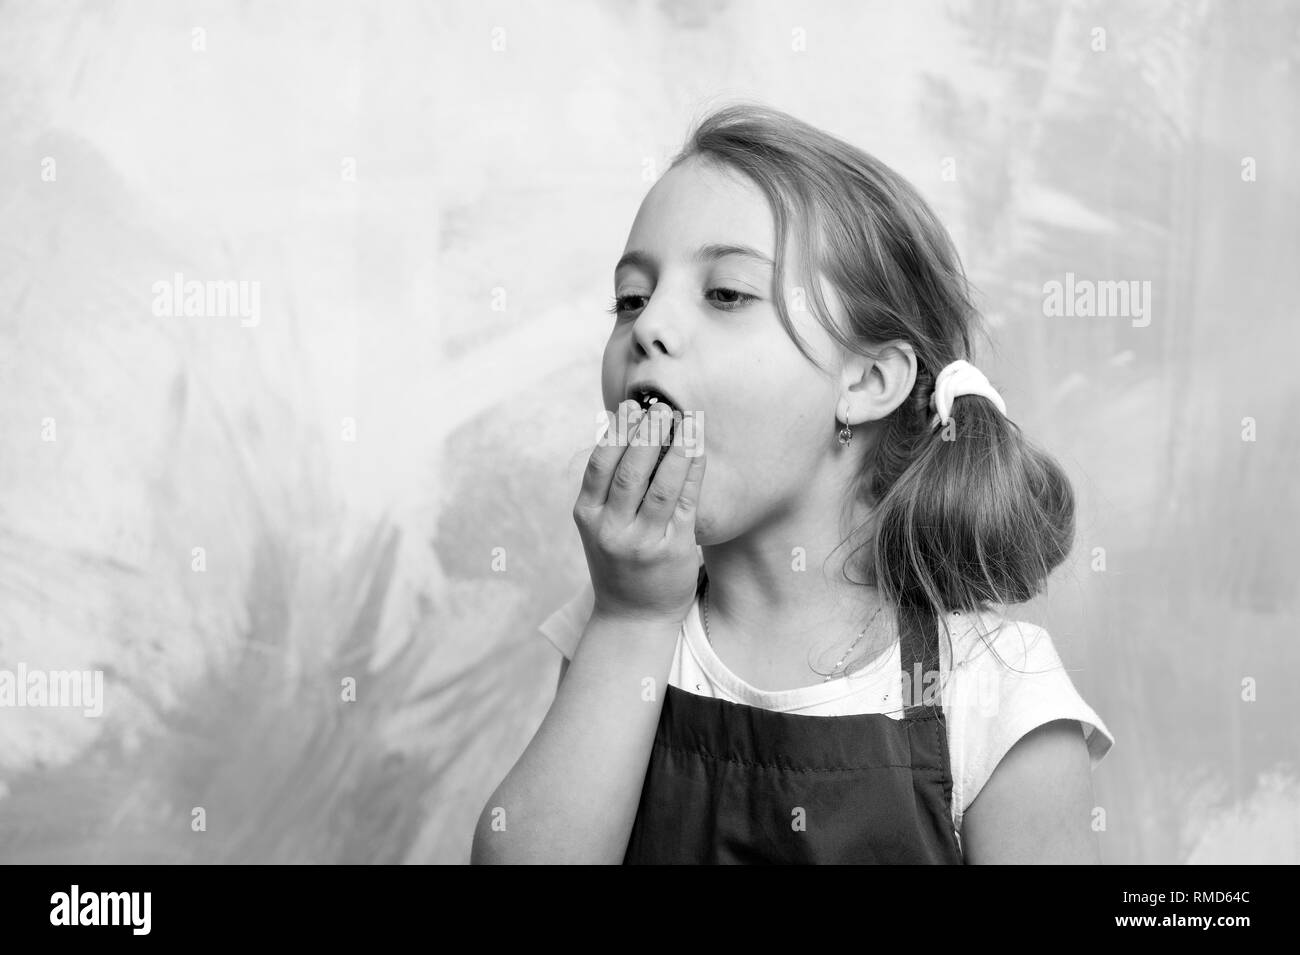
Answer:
[943, 609, 1059, 675]
[941, 609, 1115, 835]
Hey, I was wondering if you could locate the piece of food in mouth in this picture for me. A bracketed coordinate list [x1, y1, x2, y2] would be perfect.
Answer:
[635, 390, 670, 412]
[635, 389, 679, 455]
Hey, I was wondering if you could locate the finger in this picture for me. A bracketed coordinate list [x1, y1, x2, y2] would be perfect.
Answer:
[575, 400, 643, 510]
[634, 410, 691, 530]
[671, 447, 707, 535]
[605, 403, 674, 524]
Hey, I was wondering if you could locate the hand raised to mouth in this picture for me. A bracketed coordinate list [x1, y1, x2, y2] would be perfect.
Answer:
[577, 398, 707, 625]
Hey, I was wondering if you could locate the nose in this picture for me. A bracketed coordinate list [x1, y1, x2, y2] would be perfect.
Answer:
[631, 294, 684, 358]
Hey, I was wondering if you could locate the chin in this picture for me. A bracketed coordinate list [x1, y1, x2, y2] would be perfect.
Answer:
[689, 512, 716, 546]
[690, 510, 733, 548]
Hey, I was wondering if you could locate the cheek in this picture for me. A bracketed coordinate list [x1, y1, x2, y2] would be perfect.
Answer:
[755, 407, 829, 476]
[599, 343, 624, 411]
[750, 359, 832, 442]
[708, 346, 831, 458]
[709, 390, 827, 489]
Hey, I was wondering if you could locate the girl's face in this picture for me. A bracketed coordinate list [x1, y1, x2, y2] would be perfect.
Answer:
[602, 155, 851, 544]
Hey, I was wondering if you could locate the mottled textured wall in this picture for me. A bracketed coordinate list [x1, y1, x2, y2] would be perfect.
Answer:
[0, 0, 1295, 863]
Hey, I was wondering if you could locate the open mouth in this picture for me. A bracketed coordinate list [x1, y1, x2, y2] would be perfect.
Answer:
[628, 385, 681, 452]
[631, 386, 677, 415]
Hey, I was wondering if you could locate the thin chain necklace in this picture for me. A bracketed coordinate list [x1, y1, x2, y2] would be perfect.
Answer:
[701, 579, 884, 682]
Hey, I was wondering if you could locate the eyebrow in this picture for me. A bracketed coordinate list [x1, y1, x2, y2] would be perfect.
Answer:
[614, 243, 774, 277]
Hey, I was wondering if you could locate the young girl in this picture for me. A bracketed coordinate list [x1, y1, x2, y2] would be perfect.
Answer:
[472, 102, 1114, 865]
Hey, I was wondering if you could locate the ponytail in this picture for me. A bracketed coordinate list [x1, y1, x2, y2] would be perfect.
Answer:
[870, 386, 1075, 618]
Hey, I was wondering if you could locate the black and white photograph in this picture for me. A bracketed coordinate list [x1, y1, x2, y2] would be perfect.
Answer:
[0, 0, 1295, 911]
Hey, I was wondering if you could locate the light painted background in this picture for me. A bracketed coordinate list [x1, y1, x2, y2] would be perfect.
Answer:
[1, 0, 1296, 864]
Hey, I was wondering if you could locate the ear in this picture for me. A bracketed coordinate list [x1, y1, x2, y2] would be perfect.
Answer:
[838, 341, 918, 426]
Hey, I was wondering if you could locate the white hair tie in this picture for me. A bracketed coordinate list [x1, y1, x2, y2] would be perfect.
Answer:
[929, 359, 1007, 429]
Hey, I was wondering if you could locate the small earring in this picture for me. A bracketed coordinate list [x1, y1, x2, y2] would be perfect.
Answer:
[837, 423, 853, 447]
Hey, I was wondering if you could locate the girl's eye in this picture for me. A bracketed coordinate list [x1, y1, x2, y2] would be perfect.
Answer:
[706, 287, 757, 310]
[605, 288, 757, 317]
[606, 294, 646, 317]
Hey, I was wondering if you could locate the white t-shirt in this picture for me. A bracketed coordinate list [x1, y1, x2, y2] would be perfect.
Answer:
[538, 570, 1116, 845]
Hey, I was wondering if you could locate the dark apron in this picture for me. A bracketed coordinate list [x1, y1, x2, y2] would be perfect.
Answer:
[623, 569, 964, 865]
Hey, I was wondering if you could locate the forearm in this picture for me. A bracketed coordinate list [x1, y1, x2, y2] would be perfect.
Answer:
[471, 613, 680, 864]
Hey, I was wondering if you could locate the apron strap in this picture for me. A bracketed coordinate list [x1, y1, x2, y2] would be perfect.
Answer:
[898, 601, 942, 719]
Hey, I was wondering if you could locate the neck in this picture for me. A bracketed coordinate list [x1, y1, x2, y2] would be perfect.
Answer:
[700, 477, 888, 654]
